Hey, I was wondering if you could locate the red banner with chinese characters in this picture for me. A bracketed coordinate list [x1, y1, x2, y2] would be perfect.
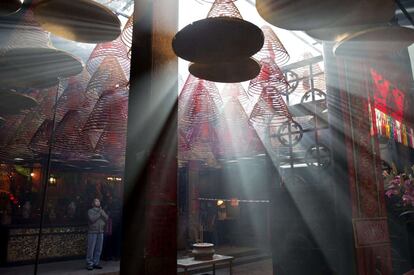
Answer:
[370, 68, 405, 122]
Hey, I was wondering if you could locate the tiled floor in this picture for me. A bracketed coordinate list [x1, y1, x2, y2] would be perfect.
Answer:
[0, 259, 273, 275]
[0, 260, 120, 275]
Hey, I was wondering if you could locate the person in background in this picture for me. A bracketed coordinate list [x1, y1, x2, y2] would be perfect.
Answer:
[86, 198, 108, 270]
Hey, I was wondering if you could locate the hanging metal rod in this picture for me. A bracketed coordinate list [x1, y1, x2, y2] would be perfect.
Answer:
[395, 0, 414, 27]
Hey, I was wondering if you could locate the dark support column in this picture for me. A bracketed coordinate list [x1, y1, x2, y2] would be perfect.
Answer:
[324, 42, 357, 275]
[121, 0, 178, 274]
[324, 42, 392, 275]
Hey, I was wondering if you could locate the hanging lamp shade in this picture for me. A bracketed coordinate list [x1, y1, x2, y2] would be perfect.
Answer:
[254, 26, 289, 66]
[173, 0, 263, 63]
[34, 0, 121, 43]
[0, 90, 39, 115]
[0, 10, 83, 89]
[256, 0, 359, 31]
[189, 58, 261, 83]
[249, 86, 291, 127]
[333, 26, 414, 58]
[178, 74, 223, 126]
[247, 57, 290, 97]
[0, 47, 83, 89]
[0, 0, 22, 16]
[304, 0, 395, 41]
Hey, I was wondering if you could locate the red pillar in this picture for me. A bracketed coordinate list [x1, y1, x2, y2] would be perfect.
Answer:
[338, 57, 392, 275]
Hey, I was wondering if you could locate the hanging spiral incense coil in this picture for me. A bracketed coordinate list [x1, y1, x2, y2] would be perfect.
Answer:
[94, 126, 126, 168]
[29, 119, 53, 154]
[249, 86, 292, 127]
[52, 110, 93, 160]
[254, 26, 289, 66]
[86, 38, 130, 77]
[85, 56, 129, 101]
[216, 96, 264, 158]
[206, 0, 242, 19]
[83, 87, 128, 135]
[55, 69, 91, 122]
[220, 83, 251, 115]
[4, 87, 58, 160]
[120, 14, 133, 58]
[248, 58, 290, 97]
[178, 74, 223, 126]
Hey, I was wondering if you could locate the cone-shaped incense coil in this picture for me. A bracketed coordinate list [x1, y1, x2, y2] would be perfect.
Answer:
[87, 37, 130, 77]
[185, 122, 219, 160]
[216, 97, 264, 158]
[249, 86, 291, 127]
[29, 119, 53, 154]
[95, 126, 126, 168]
[53, 110, 93, 156]
[248, 58, 290, 97]
[0, 10, 51, 52]
[83, 88, 128, 134]
[220, 83, 251, 113]
[179, 74, 223, 126]
[3, 90, 54, 159]
[207, 0, 242, 19]
[120, 14, 133, 58]
[255, 26, 289, 66]
[85, 56, 129, 100]
[55, 69, 91, 121]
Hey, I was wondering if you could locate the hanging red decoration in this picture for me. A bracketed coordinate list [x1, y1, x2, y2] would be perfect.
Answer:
[178, 74, 223, 126]
[248, 58, 290, 97]
[254, 26, 290, 66]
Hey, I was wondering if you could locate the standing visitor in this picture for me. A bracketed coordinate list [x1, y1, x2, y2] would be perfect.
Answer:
[86, 198, 108, 270]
